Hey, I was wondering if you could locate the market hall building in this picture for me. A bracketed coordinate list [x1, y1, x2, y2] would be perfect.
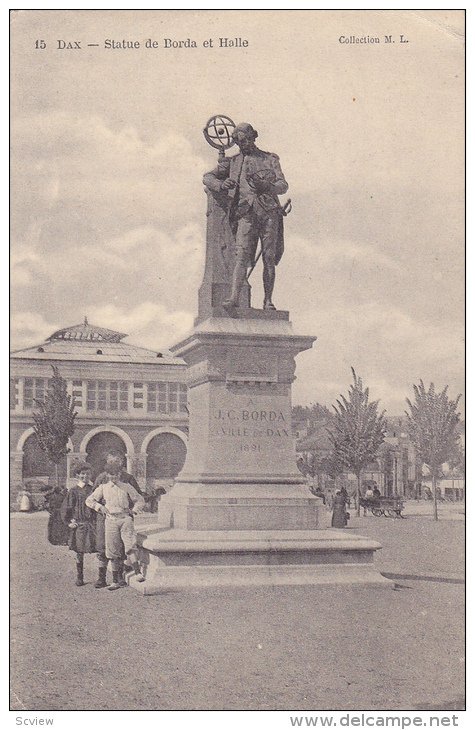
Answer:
[10, 320, 189, 502]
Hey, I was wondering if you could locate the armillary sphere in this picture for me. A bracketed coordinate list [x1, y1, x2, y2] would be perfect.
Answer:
[203, 115, 236, 152]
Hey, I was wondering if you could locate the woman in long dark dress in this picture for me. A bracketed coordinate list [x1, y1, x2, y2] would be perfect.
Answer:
[44, 487, 69, 546]
[60, 463, 97, 586]
[331, 490, 348, 528]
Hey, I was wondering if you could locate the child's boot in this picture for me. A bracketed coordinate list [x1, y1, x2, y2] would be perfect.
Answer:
[75, 558, 85, 587]
[131, 561, 145, 583]
[108, 570, 121, 591]
[118, 565, 128, 587]
[94, 566, 108, 589]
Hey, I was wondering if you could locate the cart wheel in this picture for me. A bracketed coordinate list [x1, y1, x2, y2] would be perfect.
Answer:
[387, 509, 397, 518]
[372, 508, 383, 517]
[383, 510, 392, 517]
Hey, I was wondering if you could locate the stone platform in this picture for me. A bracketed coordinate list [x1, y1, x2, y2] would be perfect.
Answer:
[130, 309, 391, 593]
[129, 527, 393, 593]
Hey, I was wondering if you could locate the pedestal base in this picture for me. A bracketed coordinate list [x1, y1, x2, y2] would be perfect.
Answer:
[165, 483, 323, 531]
[129, 527, 394, 593]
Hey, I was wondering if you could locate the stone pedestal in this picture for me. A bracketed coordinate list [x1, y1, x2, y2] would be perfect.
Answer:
[132, 309, 392, 592]
[167, 309, 319, 530]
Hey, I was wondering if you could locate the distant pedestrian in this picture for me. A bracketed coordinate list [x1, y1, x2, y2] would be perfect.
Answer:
[331, 490, 349, 528]
[18, 490, 32, 512]
[60, 463, 97, 587]
[44, 485, 69, 546]
[86, 462, 145, 591]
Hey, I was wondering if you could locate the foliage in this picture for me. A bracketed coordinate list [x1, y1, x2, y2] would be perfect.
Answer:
[447, 441, 465, 477]
[292, 403, 332, 422]
[328, 368, 387, 514]
[33, 366, 77, 474]
[405, 382, 461, 474]
[297, 452, 316, 477]
[405, 381, 461, 519]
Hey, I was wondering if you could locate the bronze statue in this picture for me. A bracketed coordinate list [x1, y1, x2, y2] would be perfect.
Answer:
[203, 120, 289, 311]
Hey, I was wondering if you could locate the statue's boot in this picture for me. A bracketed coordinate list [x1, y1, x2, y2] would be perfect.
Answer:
[263, 299, 276, 310]
[263, 263, 276, 310]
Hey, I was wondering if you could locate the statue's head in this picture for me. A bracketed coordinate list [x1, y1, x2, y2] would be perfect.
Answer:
[232, 122, 258, 152]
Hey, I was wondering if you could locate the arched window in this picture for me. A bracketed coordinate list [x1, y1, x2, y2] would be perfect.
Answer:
[146, 433, 187, 481]
[85, 432, 127, 478]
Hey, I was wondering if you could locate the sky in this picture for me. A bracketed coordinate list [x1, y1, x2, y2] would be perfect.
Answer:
[10, 9, 465, 414]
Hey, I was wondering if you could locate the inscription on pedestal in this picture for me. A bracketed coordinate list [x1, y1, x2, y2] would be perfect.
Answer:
[213, 403, 291, 454]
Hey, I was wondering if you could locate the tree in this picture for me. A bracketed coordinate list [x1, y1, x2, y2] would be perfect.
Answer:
[33, 366, 77, 488]
[405, 381, 461, 521]
[292, 402, 332, 424]
[448, 441, 465, 478]
[328, 368, 387, 516]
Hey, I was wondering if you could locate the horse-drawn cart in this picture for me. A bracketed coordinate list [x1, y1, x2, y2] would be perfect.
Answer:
[360, 497, 405, 518]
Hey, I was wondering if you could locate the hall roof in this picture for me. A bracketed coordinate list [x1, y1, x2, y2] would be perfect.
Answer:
[47, 319, 127, 343]
[10, 319, 183, 365]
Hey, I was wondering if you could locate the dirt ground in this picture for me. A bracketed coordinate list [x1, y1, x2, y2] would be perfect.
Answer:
[10, 503, 464, 711]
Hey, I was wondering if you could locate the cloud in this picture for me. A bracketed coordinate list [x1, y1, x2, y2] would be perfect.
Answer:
[10, 113, 209, 339]
[291, 296, 464, 414]
[11, 312, 60, 350]
[10, 245, 41, 287]
[271, 232, 464, 413]
[11, 112, 208, 245]
[87, 302, 193, 350]
[287, 234, 401, 274]
[104, 227, 158, 254]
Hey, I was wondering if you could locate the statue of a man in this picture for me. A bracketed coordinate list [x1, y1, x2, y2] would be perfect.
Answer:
[203, 122, 288, 311]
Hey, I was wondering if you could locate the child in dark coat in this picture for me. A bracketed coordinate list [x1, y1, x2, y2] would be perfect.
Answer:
[44, 486, 69, 546]
[61, 463, 97, 586]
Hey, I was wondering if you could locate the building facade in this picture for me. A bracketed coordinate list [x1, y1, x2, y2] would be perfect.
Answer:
[10, 320, 189, 503]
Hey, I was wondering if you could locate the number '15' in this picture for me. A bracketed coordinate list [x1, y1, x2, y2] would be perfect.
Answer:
[35, 40, 46, 49]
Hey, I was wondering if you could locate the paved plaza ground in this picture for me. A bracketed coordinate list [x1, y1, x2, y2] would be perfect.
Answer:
[10, 501, 465, 711]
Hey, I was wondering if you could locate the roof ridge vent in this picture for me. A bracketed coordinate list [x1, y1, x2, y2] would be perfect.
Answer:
[47, 322, 128, 343]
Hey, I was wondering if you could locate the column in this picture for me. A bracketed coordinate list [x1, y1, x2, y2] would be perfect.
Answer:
[127, 381, 134, 413]
[393, 456, 398, 496]
[17, 377, 25, 412]
[130, 453, 147, 490]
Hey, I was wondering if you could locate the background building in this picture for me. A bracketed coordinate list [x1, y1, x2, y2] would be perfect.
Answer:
[293, 409, 424, 498]
[10, 320, 189, 503]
